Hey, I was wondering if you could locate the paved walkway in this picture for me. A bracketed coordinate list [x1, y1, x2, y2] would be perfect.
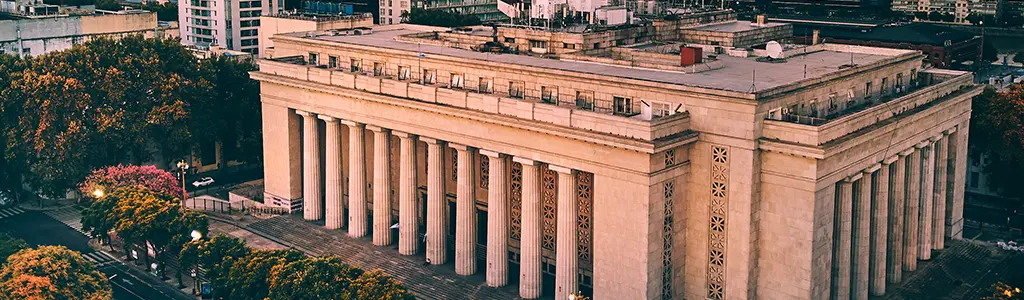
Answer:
[241, 215, 530, 300]
[882, 239, 1024, 299]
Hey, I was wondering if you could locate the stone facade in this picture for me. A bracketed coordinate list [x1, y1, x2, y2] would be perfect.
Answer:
[252, 24, 977, 299]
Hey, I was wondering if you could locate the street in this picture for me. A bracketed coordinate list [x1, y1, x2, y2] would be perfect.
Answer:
[0, 208, 191, 300]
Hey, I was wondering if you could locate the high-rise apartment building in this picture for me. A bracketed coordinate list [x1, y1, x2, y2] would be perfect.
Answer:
[178, 0, 283, 55]
[378, 0, 409, 24]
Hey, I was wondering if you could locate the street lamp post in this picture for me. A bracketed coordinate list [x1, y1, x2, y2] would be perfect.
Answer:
[190, 230, 202, 296]
[176, 160, 190, 209]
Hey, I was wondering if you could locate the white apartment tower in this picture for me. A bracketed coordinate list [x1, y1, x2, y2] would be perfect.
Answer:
[179, 0, 283, 54]
[379, 0, 410, 25]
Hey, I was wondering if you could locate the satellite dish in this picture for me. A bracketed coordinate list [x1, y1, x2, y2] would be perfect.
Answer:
[766, 41, 785, 59]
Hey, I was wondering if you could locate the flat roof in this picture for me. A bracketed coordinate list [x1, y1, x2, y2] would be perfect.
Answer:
[688, 20, 788, 33]
[285, 27, 911, 94]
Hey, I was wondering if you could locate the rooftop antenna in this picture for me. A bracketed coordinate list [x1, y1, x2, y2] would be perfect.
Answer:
[747, 70, 757, 93]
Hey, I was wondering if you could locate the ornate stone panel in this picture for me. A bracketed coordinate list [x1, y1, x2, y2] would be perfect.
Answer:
[665, 149, 676, 166]
[452, 150, 458, 181]
[577, 171, 593, 267]
[480, 155, 489, 189]
[542, 168, 558, 251]
[663, 180, 676, 300]
[707, 145, 729, 300]
[510, 162, 523, 241]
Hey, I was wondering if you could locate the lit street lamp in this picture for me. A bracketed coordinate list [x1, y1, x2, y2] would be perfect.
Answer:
[92, 189, 104, 198]
[176, 160, 190, 208]
[190, 230, 203, 241]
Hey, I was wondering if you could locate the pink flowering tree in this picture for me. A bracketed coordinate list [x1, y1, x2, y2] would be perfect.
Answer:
[78, 164, 184, 201]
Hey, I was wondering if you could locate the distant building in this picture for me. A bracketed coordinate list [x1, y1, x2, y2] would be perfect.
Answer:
[417, 0, 510, 23]
[892, 0, 1004, 24]
[259, 11, 373, 57]
[178, 0, 284, 55]
[784, 18, 983, 68]
[0, 0, 160, 57]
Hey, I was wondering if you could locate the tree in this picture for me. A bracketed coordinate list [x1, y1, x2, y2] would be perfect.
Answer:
[1014, 52, 1024, 64]
[983, 281, 1023, 299]
[348, 269, 416, 300]
[226, 249, 305, 300]
[104, 186, 175, 268]
[184, 235, 249, 299]
[0, 246, 112, 300]
[78, 164, 183, 202]
[167, 210, 208, 287]
[967, 13, 984, 25]
[970, 84, 1024, 204]
[140, 2, 177, 21]
[0, 233, 27, 263]
[403, 8, 482, 28]
[0, 54, 28, 200]
[194, 56, 263, 165]
[93, 0, 121, 11]
[928, 12, 943, 21]
[267, 256, 364, 300]
[914, 11, 928, 21]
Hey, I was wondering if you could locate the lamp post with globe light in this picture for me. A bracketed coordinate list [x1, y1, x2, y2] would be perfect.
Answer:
[176, 160, 189, 209]
[190, 230, 202, 295]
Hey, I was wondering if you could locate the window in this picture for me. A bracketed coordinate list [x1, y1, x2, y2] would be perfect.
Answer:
[309, 53, 319, 65]
[828, 93, 838, 112]
[864, 81, 873, 99]
[241, 39, 258, 46]
[240, 29, 258, 37]
[529, 40, 547, 49]
[478, 77, 492, 93]
[509, 81, 525, 98]
[809, 100, 818, 116]
[373, 62, 384, 76]
[192, 28, 212, 35]
[504, 37, 515, 43]
[576, 91, 594, 110]
[910, 68, 917, 86]
[541, 86, 557, 103]
[350, 58, 361, 72]
[328, 56, 338, 68]
[593, 42, 600, 49]
[652, 102, 671, 118]
[240, 20, 260, 27]
[423, 69, 436, 84]
[398, 66, 410, 80]
[239, 10, 261, 18]
[614, 96, 634, 115]
[450, 73, 464, 89]
[896, 73, 904, 93]
[881, 77, 889, 95]
[388, 9, 393, 16]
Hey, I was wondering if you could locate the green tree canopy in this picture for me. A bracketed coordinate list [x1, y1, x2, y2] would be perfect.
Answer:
[970, 84, 1024, 203]
[267, 256, 364, 300]
[0, 245, 112, 300]
[183, 234, 250, 299]
[402, 8, 482, 27]
[226, 249, 305, 300]
[0, 233, 27, 263]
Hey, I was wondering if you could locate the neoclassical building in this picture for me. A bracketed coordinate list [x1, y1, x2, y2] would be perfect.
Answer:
[252, 23, 978, 300]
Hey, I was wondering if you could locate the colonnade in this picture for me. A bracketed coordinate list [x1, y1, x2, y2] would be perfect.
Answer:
[295, 110, 582, 299]
[831, 127, 959, 300]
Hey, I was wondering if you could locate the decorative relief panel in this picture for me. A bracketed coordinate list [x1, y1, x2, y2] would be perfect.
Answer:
[510, 162, 523, 241]
[707, 146, 729, 300]
[576, 171, 594, 266]
[665, 149, 676, 166]
[452, 150, 458, 181]
[480, 155, 489, 189]
[541, 168, 558, 251]
[662, 180, 675, 300]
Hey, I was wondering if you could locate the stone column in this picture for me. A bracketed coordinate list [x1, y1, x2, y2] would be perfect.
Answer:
[947, 125, 967, 239]
[888, 150, 910, 283]
[297, 110, 322, 222]
[395, 131, 419, 255]
[423, 137, 447, 265]
[919, 140, 935, 261]
[551, 165, 578, 297]
[370, 126, 393, 246]
[833, 176, 856, 300]
[872, 158, 894, 295]
[482, 150, 508, 287]
[321, 116, 343, 230]
[344, 120, 368, 238]
[933, 133, 949, 250]
[904, 146, 921, 272]
[515, 157, 542, 299]
[853, 168, 874, 300]
[452, 143, 477, 276]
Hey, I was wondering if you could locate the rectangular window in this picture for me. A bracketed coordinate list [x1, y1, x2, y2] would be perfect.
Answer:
[910, 68, 917, 86]
[478, 77, 492, 93]
[652, 102, 671, 118]
[309, 53, 319, 65]
[896, 73, 904, 92]
[240, 29, 258, 37]
[613, 96, 633, 115]
[350, 58, 361, 72]
[423, 69, 436, 84]
[529, 40, 546, 49]
[240, 38, 258, 46]
[509, 81, 525, 98]
[240, 20, 260, 27]
[576, 91, 594, 110]
[450, 73, 464, 89]
[373, 62, 385, 76]
[864, 82, 873, 99]
[541, 86, 557, 103]
[504, 37, 515, 43]
[398, 66, 410, 80]
[328, 56, 338, 68]
[881, 77, 889, 95]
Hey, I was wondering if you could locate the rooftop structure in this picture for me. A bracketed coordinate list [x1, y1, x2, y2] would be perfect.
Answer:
[259, 12, 374, 58]
[789, 20, 983, 69]
[252, 21, 978, 300]
[0, 6, 158, 56]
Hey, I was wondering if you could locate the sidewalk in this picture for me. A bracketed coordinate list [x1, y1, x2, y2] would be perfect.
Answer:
[208, 213, 530, 300]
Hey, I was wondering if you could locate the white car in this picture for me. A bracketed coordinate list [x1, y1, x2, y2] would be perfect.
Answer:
[192, 177, 215, 187]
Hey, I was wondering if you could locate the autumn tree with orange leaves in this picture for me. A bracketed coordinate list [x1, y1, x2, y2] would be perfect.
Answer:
[0, 245, 112, 300]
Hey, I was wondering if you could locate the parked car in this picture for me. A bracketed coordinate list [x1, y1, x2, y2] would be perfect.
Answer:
[192, 177, 215, 187]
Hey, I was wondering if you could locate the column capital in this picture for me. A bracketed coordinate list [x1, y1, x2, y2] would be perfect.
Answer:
[883, 155, 899, 164]
[512, 156, 539, 166]
[366, 124, 389, 133]
[295, 109, 314, 117]
[341, 119, 364, 128]
[915, 141, 930, 149]
[548, 164, 573, 175]
[865, 163, 882, 173]
[945, 127, 957, 134]
[928, 135, 941, 143]
[392, 130, 417, 139]
[449, 143, 474, 152]
[317, 115, 338, 122]
[479, 149, 504, 158]
[899, 148, 915, 156]
[845, 173, 863, 182]
[421, 137, 446, 145]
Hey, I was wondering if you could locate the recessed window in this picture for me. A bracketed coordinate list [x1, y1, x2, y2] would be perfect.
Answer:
[576, 91, 594, 110]
[309, 53, 319, 65]
[450, 73, 464, 89]
[328, 56, 338, 68]
[350, 58, 362, 72]
[423, 69, 436, 84]
[864, 81, 873, 99]
[373, 62, 385, 76]
[478, 77, 493, 93]
[881, 77, 889, 95]
[398, 66, 410, 80]
[541, 86, 557, 104]
[613, 96, 634, 115]
[509, 81, 525, 98]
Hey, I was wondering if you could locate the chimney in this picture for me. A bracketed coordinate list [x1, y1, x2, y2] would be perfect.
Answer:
[812, 29, 821, 45]
[680, 46, 702, 67]
[756, 15, 766, 26]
